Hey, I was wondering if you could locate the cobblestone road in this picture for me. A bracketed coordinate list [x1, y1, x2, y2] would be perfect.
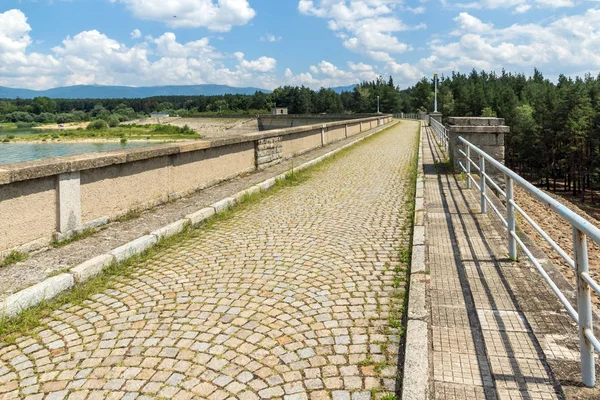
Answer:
[0, 121, 419, 400]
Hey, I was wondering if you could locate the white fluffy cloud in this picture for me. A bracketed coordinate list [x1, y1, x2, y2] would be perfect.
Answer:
[298, 0, 416, 62]
[422, 9, 600, 76]
[109, 0, 256, 31]
[0, 9, 280, 90]
[0, 8, 398, 91]
[0, 9, 32, 53]
[0, 10, 63, 88]
[285, 60, 379, 88]
[445, 0, 574, 12]
[240, 56, 277, 73]
[453, 12, 493, 33]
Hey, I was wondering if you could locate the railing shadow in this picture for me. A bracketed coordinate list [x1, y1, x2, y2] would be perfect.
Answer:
[424, 126, 565, 398]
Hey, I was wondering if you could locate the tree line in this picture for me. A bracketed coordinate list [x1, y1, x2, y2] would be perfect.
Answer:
[0, 77, 401, 128]
[6, 68, 594, 203]
[400, 69, 600, 203]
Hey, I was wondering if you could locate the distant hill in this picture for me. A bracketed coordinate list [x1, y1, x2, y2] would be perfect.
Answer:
[331, 85, 358, 94]
[0, 84, 271, 100]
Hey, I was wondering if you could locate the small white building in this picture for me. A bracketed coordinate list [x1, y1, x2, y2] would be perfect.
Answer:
[151, 113, 170, 118]
[271, 107, 288, 115]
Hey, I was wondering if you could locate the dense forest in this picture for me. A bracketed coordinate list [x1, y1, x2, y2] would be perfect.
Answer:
[400, 69, 600, 202]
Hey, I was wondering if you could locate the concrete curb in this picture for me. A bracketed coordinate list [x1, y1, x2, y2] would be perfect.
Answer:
[70, 254, 115, 284]
[0, 120, 400, 319]
[1, 274, 75, 318]
[402, 121, 429, 400]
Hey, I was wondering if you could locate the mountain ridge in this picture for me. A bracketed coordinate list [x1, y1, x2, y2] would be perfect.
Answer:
[0, 83, 358, 99]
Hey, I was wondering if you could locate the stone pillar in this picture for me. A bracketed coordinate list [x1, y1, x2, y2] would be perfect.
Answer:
[447, 117, 509, 174]
[57, 171, 82, 238]
[429, 112, 442, 125]
[255, 136, 283, 170]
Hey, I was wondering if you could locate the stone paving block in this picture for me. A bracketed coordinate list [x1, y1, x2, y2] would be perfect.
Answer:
[233, 186, 261, 203]
[413, 225, 425, 246]
[415, 198, 424, 211]
[70, 254, 115, 284]
[402, 320, 429, 400]
[410, 244, 425, 273]
[186, 207, 216, 226]
[476, 310, 530, 333]
[1, 274, 74, 318]
[257, 177, 276, 191]
[108, 234, 158, 262]
[151, 219, 189, 240]
[212, 197, 236, 213]
[432, 305, 471, 328]
[414, 210, 424, 226]
[82, 216, 110, 230]
[407, 277, 427, 321]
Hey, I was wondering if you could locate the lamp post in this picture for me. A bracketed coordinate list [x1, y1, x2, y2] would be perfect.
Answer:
[434, 73, 438, 113]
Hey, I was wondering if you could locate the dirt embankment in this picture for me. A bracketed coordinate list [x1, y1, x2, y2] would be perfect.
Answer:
[516, 187, 600, 307]
[33, 122, 90, 130]
[122, 117, 260, 139]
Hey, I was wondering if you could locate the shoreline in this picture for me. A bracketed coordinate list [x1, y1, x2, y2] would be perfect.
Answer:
[1, 138, 199, 144]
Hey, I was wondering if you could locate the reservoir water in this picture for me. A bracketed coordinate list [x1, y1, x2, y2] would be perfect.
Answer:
[0, 142, 157, 165]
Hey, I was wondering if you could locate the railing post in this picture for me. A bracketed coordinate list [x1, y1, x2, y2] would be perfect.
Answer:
[480, 155, 487, 214]
[573, 227, 596, 387]
[506, 176, 517, 260]
[466, 146, 471, 189]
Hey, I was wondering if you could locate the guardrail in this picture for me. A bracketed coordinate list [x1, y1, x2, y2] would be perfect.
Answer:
[453, 135, 599, 388]
[430, 118, 448, 152]
[394, 113, 429, 121]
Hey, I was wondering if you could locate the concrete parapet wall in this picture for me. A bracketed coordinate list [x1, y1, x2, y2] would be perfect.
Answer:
[447, 117, 509, 172]
[0, 115, 393, 256]
[257, 113, 380, 131]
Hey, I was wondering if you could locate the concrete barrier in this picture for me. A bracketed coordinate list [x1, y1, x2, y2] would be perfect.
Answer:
[0, 115, 393, 257]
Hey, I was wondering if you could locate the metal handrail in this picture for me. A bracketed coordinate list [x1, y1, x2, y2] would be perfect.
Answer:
[394, 113, 430, 121]
[455, 135, 599, 388]
[430, 118, 448, 152]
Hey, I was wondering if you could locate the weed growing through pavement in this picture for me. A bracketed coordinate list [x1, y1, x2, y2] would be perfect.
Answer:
[0, 251, 29, 269]
[51, 227, 104, 248]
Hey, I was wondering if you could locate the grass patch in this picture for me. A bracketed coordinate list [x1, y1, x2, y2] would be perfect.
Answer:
[0, 122, 398, 342]
[434, 158, 452, 174]
[51, 227, 103, 248]
[0, 251, 29, 269]
[116, 208, 143, 223]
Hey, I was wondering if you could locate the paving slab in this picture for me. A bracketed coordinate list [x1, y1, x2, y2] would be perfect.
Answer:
[422, 124, 600, 399]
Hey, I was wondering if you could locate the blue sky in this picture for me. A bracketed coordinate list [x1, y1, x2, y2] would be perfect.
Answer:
[0, 0, 597, 90]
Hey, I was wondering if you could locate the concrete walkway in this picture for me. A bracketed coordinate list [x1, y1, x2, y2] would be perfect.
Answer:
[423, 124, 600, 399]
[0, 121, 419, 399]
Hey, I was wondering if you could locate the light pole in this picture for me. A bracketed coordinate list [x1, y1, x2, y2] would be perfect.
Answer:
[434, 73, 438, 113]
[377, 96, 380, 114]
